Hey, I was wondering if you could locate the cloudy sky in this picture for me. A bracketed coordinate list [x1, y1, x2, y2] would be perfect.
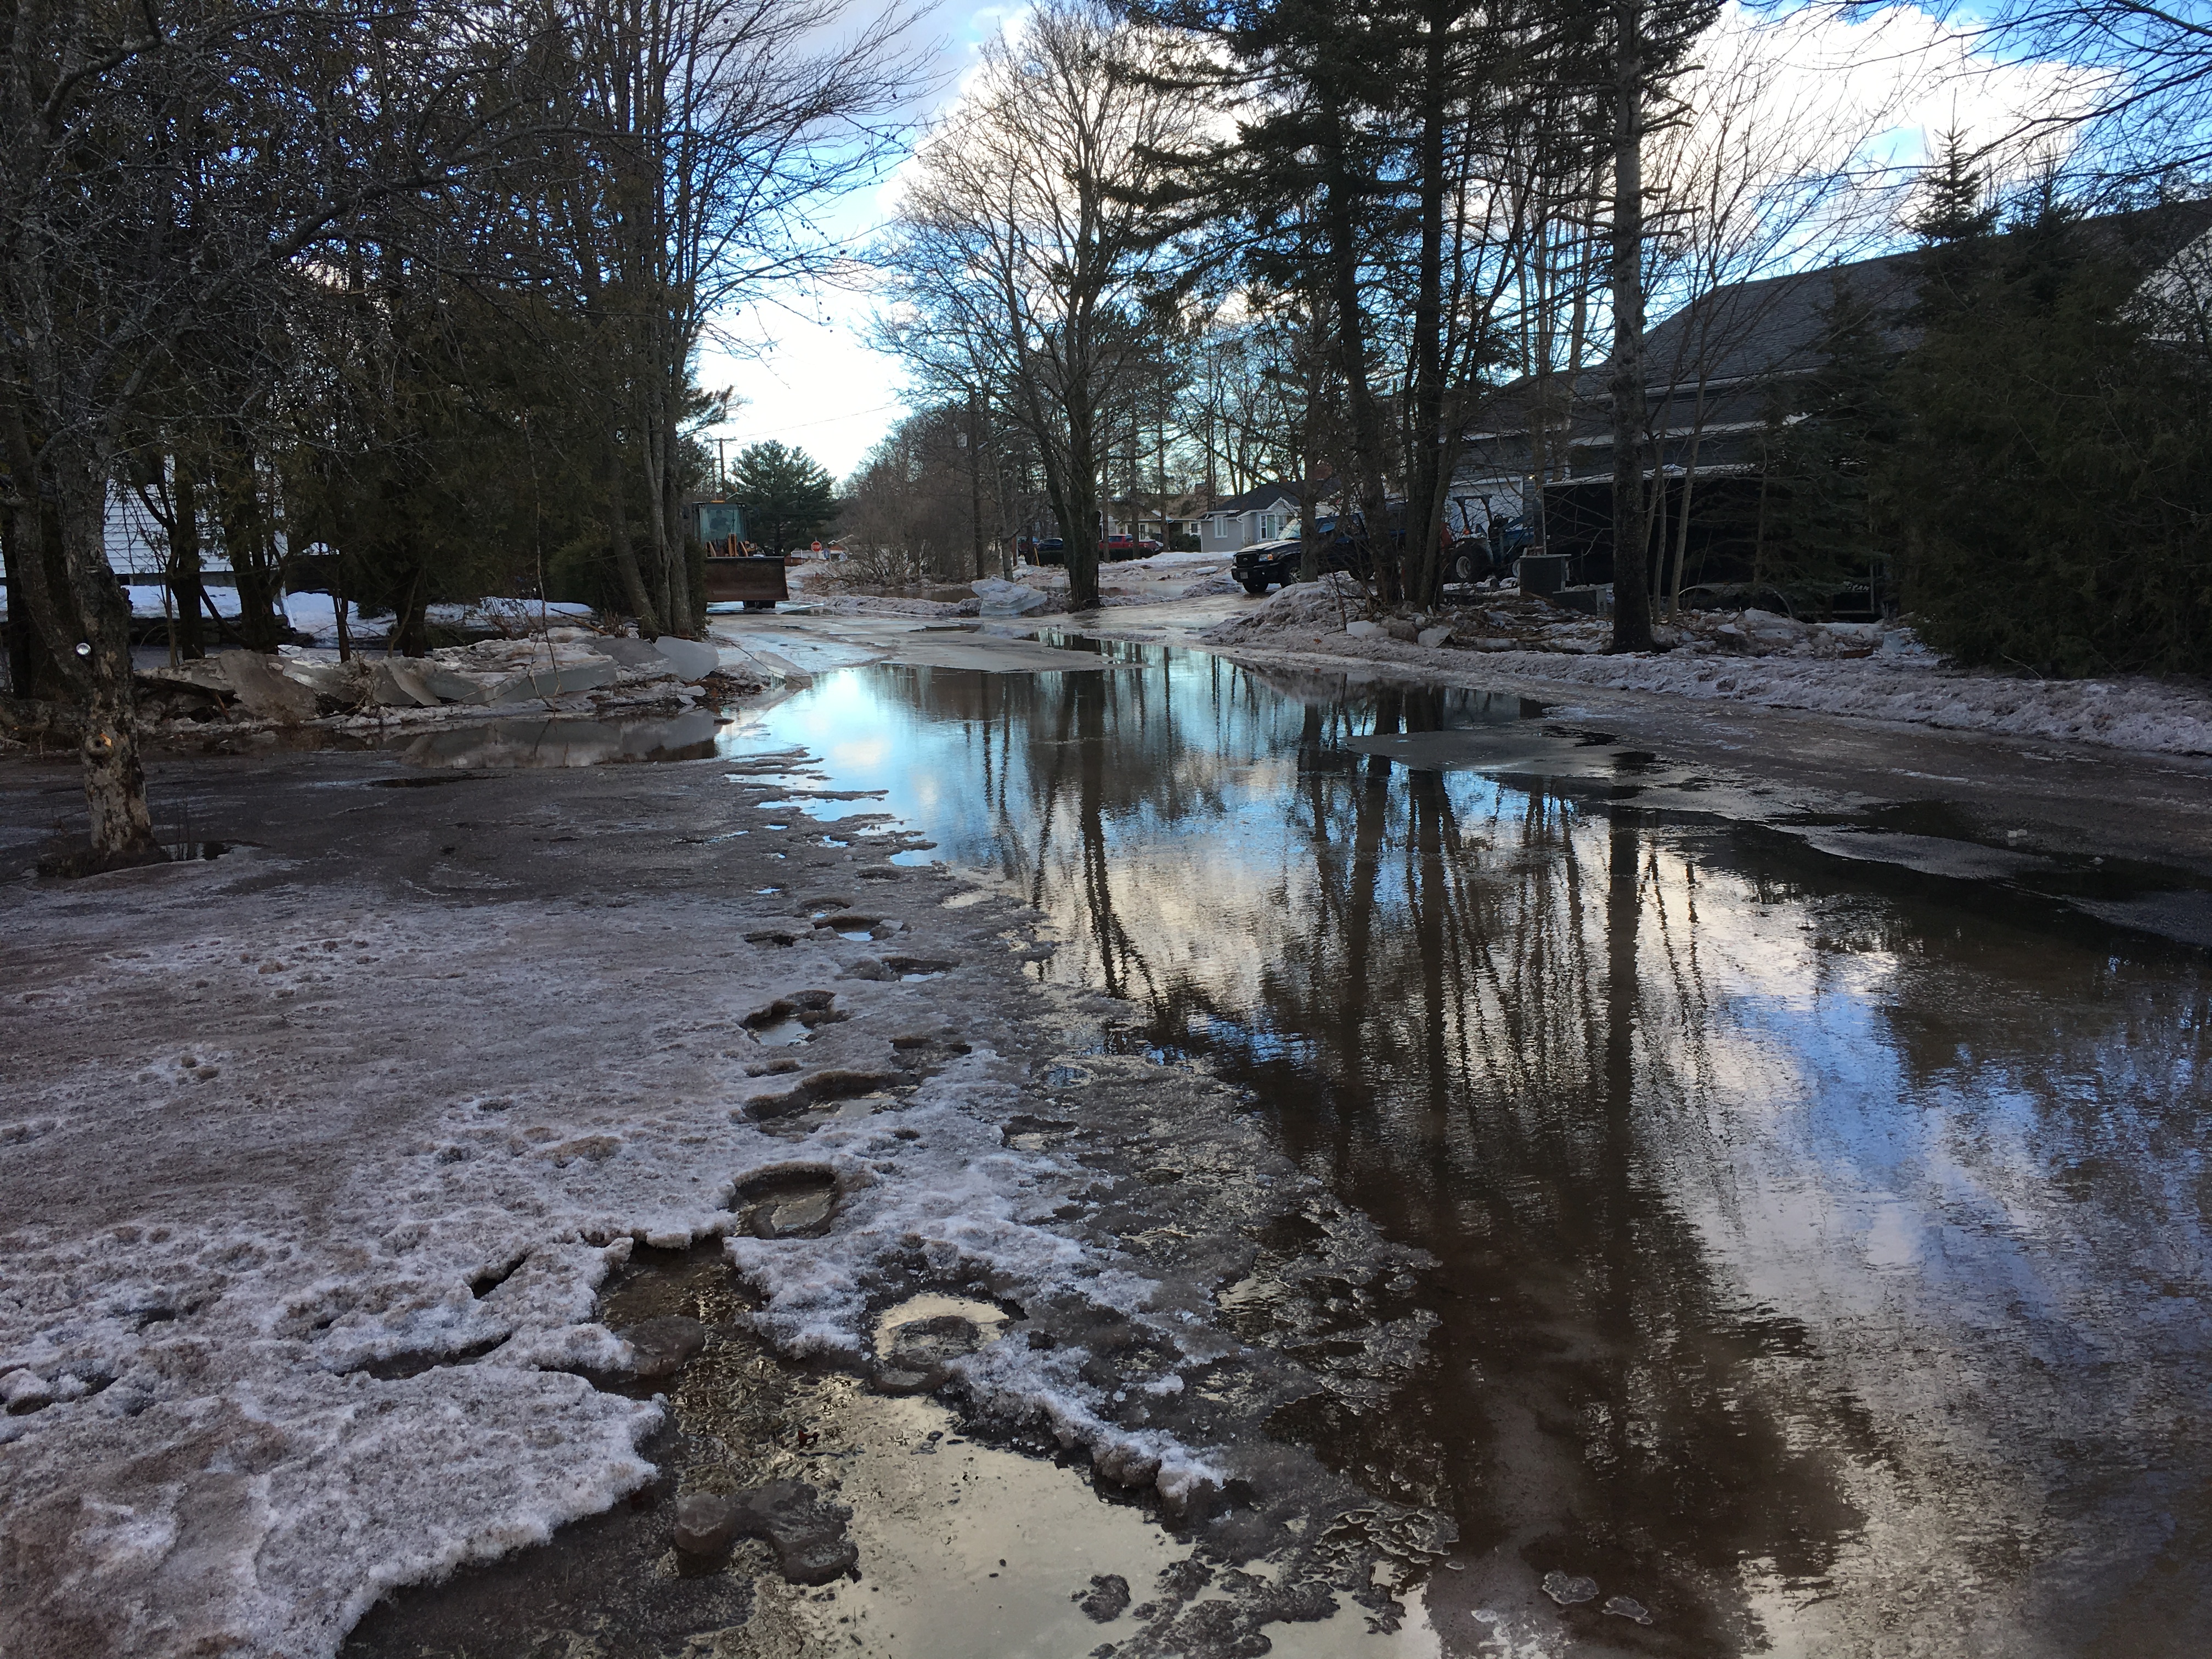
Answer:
[695, 1, 2086, 485]
[691, 1, 1013, 486]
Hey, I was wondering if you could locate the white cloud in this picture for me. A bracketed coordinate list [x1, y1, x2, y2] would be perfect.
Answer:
[696, 297, 906, 485]
[695, 2, 1026, 483]
[1678, 3, 2108, 204]
[698, 3, 2103, 481]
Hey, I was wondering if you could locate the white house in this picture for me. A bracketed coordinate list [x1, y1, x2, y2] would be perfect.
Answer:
[1196, 483, 1304, 554]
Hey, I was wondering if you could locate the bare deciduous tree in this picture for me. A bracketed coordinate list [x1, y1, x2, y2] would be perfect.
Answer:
[1, 0, 535, 866]
[879, 1, 1203, 612]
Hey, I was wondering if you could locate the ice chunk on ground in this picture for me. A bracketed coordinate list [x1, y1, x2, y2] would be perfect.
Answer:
[648, 635, 720, 681]
[973, 577, 1051, 616]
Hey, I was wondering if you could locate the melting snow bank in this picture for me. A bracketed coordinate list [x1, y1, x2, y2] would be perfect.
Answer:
[1, 763, 1451, 1658]
[131, 631, 756, 738]
[1451, 641, 2212, 754]
[1199, 579, 2212, 757]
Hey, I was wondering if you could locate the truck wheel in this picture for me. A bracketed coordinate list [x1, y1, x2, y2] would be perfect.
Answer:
[1239, 578, 1269, 596]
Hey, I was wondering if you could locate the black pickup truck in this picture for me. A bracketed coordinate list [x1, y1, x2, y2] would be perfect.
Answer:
[1232, 511, 1379, 595]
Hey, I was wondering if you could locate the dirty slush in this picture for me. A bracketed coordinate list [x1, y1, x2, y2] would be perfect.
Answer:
[0, 690, 1442, 1659]
[6, 648, 2212, 1658]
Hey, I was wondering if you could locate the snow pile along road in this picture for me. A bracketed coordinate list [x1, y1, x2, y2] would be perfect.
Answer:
[128, 630, 755, 742]
[1201, 583, 2212, 757]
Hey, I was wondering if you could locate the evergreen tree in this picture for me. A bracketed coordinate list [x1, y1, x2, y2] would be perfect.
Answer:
[1905, 131, 2002, 335]
[1909, 130, 2001, 247]
[1892, 193, 2212, 675]
[1753, 279, 1902, 602]
[730, 441, 837, 554]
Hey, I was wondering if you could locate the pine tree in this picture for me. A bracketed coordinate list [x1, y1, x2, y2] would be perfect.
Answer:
[1891, 189, 2212, 676]
[1754, 279, 1901, 602]
[730, 442, 837, 555]
[1909, 130, 2000, 247]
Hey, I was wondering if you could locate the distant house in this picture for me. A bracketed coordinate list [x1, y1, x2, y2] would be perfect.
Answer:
[1453, 198, 2212, 588]
[1106, 489, 1217, 548]
[1196, 483, 1305, 554]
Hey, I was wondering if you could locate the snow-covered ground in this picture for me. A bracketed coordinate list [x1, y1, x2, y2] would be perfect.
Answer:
[1, 750, 1439, 1658]
[86, 589, 599, 647]
[787, 552, 1244, 620]
[1186, 576, 2212, 758]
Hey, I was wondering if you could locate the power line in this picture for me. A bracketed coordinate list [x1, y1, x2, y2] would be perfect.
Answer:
[715, 399, 907, 436]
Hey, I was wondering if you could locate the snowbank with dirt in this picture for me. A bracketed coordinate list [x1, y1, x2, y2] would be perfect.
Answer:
[126, 633, 759, 746]
[1202, 582, 2212, 757]
[0, 797, 1277, 1656]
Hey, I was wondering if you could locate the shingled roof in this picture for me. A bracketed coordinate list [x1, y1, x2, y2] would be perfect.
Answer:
[1459, 197, 2212, 433]
[1201, 481, 1311, 516]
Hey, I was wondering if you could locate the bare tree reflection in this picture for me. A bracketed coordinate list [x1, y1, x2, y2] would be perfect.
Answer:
[804, 648, 2212, 1650]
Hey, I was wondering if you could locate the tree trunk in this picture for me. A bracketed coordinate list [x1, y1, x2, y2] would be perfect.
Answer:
[605, 428, 661, 635]
[969, 391, 989, 580]
[333, 548, 352, 662]
[1403, 1, 1451, 605]
[392, 556, 433, 660]
[1320, 127, 1393, 604]
[644, 375, 695, 638]
[2, 408, 92, 708]
[2, 495, 67, 702]
[168, 466, 206, 660]
[54, 439, 163, 863]
[1, 509, 26, 698]
[1298, 442, 1324, 585]
[640, 418, 674, 631]
[1063, 398, 1103, 613]
[217, 437, 285, 652]
[1607, 0, 1655, 653]
[1669, 421, 1703, 615]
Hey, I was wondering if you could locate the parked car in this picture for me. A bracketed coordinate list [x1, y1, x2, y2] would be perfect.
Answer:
[1025, 537, 1066, 566]
[1231, 505, 1407, 594]
[1101, 534, 1161, 560]
[1232, 525, 1374, 595]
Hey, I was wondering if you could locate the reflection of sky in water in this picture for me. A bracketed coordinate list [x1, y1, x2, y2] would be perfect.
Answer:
[716, 654, 2212, 1651]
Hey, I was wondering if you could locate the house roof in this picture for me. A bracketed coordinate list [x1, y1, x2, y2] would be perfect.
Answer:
[1637, 252, 1923, 387]
[1201, 483, 1300, 516]
[1460, 198, 2212, 435]
[1201, 481, 1331, 516]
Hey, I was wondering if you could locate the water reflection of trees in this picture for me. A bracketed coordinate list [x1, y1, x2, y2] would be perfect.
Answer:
[1233, 704, 1874, 1639]
[844, 655, 2212, 1646]
[882, 657, 1874, 1638]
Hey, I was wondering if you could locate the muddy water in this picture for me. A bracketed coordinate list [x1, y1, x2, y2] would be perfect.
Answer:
[686, 647, 2212, 1657]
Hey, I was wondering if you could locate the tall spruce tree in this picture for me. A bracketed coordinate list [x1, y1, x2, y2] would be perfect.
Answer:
[1129, 0, 1411, 592]
[1752, 280, 1902, 602]
[1891, 191, 2212, 676]
[730, 441, 837, 554]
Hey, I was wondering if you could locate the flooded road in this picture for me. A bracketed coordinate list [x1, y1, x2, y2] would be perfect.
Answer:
[663, 645, 2212, 1656]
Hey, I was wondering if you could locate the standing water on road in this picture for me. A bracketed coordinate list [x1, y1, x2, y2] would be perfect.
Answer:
[697, 645, 2209, 1655]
